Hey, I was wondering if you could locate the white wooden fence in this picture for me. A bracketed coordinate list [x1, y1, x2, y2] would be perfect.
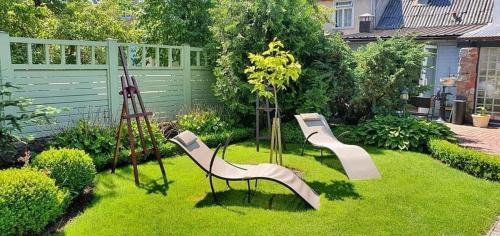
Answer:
[0, 32, 218, 137]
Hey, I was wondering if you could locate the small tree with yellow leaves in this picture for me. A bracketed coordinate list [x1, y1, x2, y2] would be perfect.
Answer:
[244, 39, 301, 165]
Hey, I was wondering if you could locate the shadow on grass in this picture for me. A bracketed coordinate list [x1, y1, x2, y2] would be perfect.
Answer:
[309, 180, 361, 201]
[112, 166, 173, 196]
[195, 189, 311, 212]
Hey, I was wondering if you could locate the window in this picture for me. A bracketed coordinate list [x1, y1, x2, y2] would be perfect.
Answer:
[334, 1, 354, 28]
[420, 45, 437, 97]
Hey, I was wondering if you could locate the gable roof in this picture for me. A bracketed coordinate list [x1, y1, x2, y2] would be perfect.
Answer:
[378, 0, 493, 30]
[342, 0, 495, 41]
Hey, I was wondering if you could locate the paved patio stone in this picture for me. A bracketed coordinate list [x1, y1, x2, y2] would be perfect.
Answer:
[446, 124, 500, 155]
[487, 217, 500, 236]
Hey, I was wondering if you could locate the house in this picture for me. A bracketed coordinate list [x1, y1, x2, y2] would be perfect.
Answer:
[323, 0, 499, 123]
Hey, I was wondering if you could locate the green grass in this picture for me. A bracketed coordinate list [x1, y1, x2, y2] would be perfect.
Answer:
[61, 142, 500, 235]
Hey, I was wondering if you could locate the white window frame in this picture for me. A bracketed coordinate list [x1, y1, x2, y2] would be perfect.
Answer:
[333, 1, 354, 29]
[420, 45, 438, 97]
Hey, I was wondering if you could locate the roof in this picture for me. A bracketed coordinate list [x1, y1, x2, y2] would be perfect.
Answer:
[459, 0, 500, 40]
[343, 24, 486, 41]
[343, 0, 495, 41]
[378, 0, 493, 29]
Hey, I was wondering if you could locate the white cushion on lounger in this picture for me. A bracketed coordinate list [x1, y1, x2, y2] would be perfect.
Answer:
[176, 131, 198, 147]
[300, 113, 321, 121]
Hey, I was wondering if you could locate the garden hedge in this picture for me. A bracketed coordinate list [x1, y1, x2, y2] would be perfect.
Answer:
[0, 168, 68, 235]
[33, 148, 96, 195]
[429, 139, 500, 181]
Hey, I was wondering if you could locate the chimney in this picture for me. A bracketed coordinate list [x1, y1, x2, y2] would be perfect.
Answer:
[359, 13, 375, 33]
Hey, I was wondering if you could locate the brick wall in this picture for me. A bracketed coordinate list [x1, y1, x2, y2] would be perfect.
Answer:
[456, 47, 478, 122]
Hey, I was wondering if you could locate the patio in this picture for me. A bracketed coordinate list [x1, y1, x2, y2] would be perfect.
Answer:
[447, 123, 500, 155]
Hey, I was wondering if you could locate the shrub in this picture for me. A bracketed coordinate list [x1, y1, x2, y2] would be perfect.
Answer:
[0, 168, 67, 235]
[352, 36, 428, 120]
[177, 110, 230, 135]
[120, 120, 166, 150]
[33, 148, 96, 195]
[49, 120, 115, 160]
[429, 139, 500, 181]
[354, 116, 456, 151]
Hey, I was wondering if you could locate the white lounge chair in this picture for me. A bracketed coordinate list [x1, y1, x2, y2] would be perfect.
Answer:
[169, 131, 320, 210]
[295, 113, 381, 180]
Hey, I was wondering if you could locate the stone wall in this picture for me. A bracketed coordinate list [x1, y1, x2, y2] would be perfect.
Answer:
[456, 47, 479, 122]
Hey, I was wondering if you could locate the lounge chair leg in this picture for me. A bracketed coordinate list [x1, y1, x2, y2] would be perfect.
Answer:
[225, 180, 231, 190]
[254, 180, 258, 191]
[209, 174, 219, 204]
[247, 180, 251, 203]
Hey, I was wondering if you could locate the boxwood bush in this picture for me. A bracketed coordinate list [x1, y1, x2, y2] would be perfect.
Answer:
[354, 116, 456, 151]
[33, 148, 96, 195]
[429, 139, 500, 181]
[0, 168, 67, 235]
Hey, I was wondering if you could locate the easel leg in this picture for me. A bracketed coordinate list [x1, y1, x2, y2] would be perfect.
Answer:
[125, 117, 140, 186]
[143, 116, 167, 180]
[111, 104, 126, 173]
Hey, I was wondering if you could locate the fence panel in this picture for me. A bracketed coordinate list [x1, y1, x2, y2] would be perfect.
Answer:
[0, 33, 219, 137]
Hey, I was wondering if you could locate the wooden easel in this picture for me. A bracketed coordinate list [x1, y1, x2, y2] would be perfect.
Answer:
[111, 46, 167, 186]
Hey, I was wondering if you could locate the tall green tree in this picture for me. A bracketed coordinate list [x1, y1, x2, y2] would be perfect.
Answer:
[0, 0, 56, 38]
[208, 0, 357, 122]
[140, 0, 212, 46]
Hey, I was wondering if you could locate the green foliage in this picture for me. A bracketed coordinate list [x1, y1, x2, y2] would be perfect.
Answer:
[353, 37, 427, 119]
[476, 106, 488, 116]
[0, 0, 56, 38]
[1, 80, 59, 162]
[292, 35, 357, 119]
[245, 39, 301, 104]
[52, 0, 142, 42]
[49, 120, 115, 159]
[0, 168, 67, 235]
[177, 110, 230, 135]
[354, 116, 456, 151]
[0, 0, 141, 42]
[209, 0, 323, 118]
[33, 148, 96, 195]
[120, 120, 166, 150]
[279, 122, 304, 144]
[429, 139, 500, 181]
[140, 0, 212, 46]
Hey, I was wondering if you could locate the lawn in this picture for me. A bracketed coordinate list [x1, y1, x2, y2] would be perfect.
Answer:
[61, 142, 500, 235]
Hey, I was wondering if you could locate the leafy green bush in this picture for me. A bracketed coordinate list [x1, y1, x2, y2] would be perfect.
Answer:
[177, 110, 230, 135]
[352, 37, 427, 120]
[33, 148, 96, 195]
[120, 120, 166, 150]
[208, 0, 333, 120]
[0, 168, 67, 235]
[49, 120, 115, 160]
[429, 139, 500, 181]
[354, 116, 456, 151]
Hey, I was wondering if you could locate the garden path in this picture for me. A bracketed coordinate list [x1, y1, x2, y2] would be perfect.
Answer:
[447, 123, 500, 155]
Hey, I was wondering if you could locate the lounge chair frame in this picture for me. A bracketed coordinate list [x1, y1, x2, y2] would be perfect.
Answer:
[168, 133, 320, 209]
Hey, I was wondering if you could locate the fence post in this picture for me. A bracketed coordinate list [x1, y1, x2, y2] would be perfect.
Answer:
[0, 32, 13, 129]
[182, 44, 192, 110]
[106, 39, 120, 124]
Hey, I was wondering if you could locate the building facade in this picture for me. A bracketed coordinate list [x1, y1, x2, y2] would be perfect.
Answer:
[324, 0, 499, 123]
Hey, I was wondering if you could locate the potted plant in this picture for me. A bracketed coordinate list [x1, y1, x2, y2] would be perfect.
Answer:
[471, 107, 490, 128]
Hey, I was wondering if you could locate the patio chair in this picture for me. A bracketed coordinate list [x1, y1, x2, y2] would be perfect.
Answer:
[295, 113, 381, 180]
[407, 96, 435, 120]
[169, 131, 320, 210]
